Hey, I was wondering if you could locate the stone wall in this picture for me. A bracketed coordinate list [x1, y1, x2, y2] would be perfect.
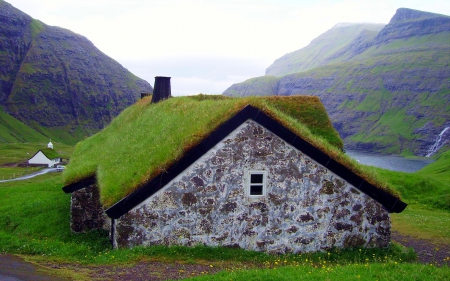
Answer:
[70, 183, 109, 233]
[113, 120, 390, 253]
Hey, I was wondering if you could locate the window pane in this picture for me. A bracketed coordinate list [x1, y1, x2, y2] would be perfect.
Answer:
[250, 185, 263, 195]
[251, 174, 263, 184]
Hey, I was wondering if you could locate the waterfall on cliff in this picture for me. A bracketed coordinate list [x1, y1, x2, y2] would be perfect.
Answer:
[426, 126, 450, 157]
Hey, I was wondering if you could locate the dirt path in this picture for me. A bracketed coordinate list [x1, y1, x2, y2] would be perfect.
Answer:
[63, 234, 450, 280]
[392, 231, 450, 266]
[44, 260, 223, 281]
[0, 254, 69, 281]
[2, 233, 449, 281]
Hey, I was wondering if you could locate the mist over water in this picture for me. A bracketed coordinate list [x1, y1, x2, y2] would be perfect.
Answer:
[346, 150, 434, 172]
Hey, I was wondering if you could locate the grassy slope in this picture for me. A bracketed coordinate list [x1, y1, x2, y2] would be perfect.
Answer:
[65, 95, 362, 207]
[392, 207, 450, 245]
[373, 150, 450, 244]
[27, 120, 96, 146]
[0, 107, 48, 143]
[374, 150, 450, 210]
[0, 100, 86, 146]
[0, 142, 74, 166]
[416, 150, 450, 182]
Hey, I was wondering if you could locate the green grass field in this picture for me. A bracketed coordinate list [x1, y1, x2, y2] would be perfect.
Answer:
[0, 142, 75, 166]
[0, 144, 448, 280]
[0, 166, 42, 180]
[183, 263, 448, 281]
[376, 151, 450, 211]
[0, 142, 75, 179]
[392, 206, 450, 245]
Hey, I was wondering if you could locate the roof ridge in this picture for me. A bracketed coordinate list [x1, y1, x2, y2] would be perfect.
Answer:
[98, 105, 406, 219]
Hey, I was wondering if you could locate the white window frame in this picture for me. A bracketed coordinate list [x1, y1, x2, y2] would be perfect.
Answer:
[247, 170, 267, 197]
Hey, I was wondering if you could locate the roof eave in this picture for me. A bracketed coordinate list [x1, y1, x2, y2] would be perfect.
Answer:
[101, 105, 407, 219]
[62, 175, 96, 193]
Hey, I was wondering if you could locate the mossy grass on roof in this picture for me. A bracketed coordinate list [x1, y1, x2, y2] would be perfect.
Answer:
[40, 148, 61, 159]
[63, 95, 397, 208]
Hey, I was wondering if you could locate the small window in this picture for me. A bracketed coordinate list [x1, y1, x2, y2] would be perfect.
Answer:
[249, 171, 266, 196]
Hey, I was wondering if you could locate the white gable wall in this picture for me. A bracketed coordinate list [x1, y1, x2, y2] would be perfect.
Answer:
[28, 151, 60, 167]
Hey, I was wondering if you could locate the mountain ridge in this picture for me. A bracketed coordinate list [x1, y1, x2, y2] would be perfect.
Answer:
[224, 8, 450, 157]
[0, 0, 152, 144]
[265, 23, 385, 77]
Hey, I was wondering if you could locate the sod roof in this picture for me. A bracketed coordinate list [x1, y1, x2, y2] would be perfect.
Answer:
[36, 148, 61, 160]
[63, 95, 400, 208]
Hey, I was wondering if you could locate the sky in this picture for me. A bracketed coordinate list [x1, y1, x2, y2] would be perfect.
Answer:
[6, 0, 450, 95]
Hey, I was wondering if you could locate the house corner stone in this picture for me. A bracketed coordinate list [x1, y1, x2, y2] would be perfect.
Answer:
[70, 183, 109, 233]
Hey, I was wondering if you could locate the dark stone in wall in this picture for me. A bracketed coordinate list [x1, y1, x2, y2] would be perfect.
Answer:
[70, 184, 107, 233]
[299, 213, 314, 223]
[182, 193, 197, 206]
[321, 180, 336, 194]
[344, 235, 366, 248]
[191, 176, 204, 188]
[221, 202, 237, 213]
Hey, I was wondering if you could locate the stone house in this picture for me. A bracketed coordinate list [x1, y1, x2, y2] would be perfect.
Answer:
[62, 96, 406, 253]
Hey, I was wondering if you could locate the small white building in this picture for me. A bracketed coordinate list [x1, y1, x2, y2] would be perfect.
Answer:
[28, 141, 62, 167]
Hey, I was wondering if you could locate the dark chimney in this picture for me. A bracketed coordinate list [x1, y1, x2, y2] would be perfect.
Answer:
[151, 76, 171, 103]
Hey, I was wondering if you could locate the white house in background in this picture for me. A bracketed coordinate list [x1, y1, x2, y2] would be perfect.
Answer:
[28, 141, 62, 167]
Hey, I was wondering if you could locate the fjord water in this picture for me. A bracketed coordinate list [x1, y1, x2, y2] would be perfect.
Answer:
[346, 150, 434, 172]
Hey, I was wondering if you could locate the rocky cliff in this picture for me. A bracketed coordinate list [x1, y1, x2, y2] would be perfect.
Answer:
[0, 0, 152, 144]
[224, 8, 450, 157]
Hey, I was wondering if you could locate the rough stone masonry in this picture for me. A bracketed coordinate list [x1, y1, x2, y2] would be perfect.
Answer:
[110, 120, 390, 253]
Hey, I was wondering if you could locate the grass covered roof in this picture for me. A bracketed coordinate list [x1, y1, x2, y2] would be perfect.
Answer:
[40, 148, 61, 159]
[63, 95, 398, 207]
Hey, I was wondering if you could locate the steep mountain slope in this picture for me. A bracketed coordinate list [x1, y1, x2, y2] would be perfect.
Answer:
[224, 8, 450, 157]
[266, 23, 385, 77]
[0, 0, 152, 144]
[0, 107, 47, 143]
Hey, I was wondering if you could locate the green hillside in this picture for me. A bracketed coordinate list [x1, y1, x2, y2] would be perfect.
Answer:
[224, 8, 450, 157]
[0, 0, 152, 144]
[0, 107, 47, 143]
[375, 156, 450, 210]
[417, 150, 450, 183]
